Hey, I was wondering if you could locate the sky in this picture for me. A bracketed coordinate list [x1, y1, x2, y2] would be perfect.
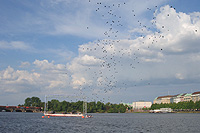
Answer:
[0, 0, 200, 105]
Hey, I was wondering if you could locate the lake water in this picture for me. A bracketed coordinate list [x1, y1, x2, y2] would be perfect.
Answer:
[0, 112, 200, 133]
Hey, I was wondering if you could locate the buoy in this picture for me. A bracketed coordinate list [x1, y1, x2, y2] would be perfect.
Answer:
[48, 116, 50, 118]
[82, 116, 84, 118]
[42, 116, 44, 118]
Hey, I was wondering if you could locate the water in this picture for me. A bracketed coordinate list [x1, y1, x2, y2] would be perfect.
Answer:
[0, 112, 200, 133]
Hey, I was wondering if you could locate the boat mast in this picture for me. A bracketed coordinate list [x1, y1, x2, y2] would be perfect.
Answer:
[44, 95, 47, 114]
[83, 98, 87, 116]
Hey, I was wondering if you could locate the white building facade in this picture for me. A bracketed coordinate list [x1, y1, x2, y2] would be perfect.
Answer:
[192, 91, 200, 102]
[132, 101, 152, 109]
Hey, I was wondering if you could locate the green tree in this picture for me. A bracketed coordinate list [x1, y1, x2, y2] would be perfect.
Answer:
[24, 97, 32, 106]
[117, 104, 127, 113]
[31, 97, 41, 107]
[24, 97, 42, 107]
[88, 102, 97, 113]
[51, 99, 60, 111]
[96, 101, 105, 113]
[150, 101, 200, 110]
[23, 97, 129, 113]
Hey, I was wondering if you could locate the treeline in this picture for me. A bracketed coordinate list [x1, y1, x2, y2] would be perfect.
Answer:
[20, 97, 127, 113]
[19, 97, 44, 107]
[150, 101, 200, 110]
[87, 101, 127, 113]
[47, 100, 127, 113]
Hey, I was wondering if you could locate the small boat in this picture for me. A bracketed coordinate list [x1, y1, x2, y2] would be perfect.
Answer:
[149, 108, 173, 113]
[85, 114, 93, 118]
[44, 112, 83, 117]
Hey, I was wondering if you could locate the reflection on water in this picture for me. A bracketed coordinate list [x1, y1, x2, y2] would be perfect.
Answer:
[0, 112, 200, 133]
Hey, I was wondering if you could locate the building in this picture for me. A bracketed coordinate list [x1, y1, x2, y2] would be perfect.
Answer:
[192, 91, 200, 102]
[153, 95, 174, 104]
[183, 93, 192, 102]
[170, 94, 179, 103]
[154, 91, 200, 104]
[153, 97, 161, 104]
[132, 101, 152, 109]
[171, 93, 186, 103]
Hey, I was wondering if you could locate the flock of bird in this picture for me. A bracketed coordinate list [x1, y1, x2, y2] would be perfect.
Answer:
[73, 1, 168, 103]
[67, 1, 198, 103]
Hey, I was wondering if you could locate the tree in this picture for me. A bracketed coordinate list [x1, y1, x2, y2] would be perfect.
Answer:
[117, 104, 127, 113]
[23, 97, 128, 113]
[150, 101, 200, 110]
[51, 99, 60, 111]
[24, 97, 32, 106]
[96, 101, 105, 113]
[194, 101, 200, 109]
[31, 97, 41, 107]
[24, 97, 42, 107]
[88, 102, 97, 113]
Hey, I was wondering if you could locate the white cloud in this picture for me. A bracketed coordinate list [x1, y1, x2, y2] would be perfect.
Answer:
[66, 5, 200, 93]
[2, 66, 40, 84]
[33, 59, 65, 70]
[20, 61, 31, 68]
[0, 0, 167, 39]
[46, 48, 75, 61]
[0, 41, 31, 50]
[79, 55, 103, 66]
[190, 54, 200, 61]
[175, 73, 184, 80]
[71, 75, 87, 88]
[153, 5, 200, 53]
[0, 60, 71, 94]
[1, 1, 200, 104]
[129, 27, 152, 35]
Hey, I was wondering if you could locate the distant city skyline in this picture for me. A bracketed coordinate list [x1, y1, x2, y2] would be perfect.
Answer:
[153, 90, 200, 104]
[0, 0, 200, 105]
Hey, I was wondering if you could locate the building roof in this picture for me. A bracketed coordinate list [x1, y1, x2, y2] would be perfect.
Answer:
[156, 95, 174, 99]
[181, 93, 187, 96]
[122, 103, 132, 106]
[175, 93, 187, 97]
[177, 94, 183, 97]
[184, 93, 192, 96]
[173, 94, 179, 97]
[192, 91, 200, 95]
[133, 101, 152, 103]
[154, 91, 200, 101]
